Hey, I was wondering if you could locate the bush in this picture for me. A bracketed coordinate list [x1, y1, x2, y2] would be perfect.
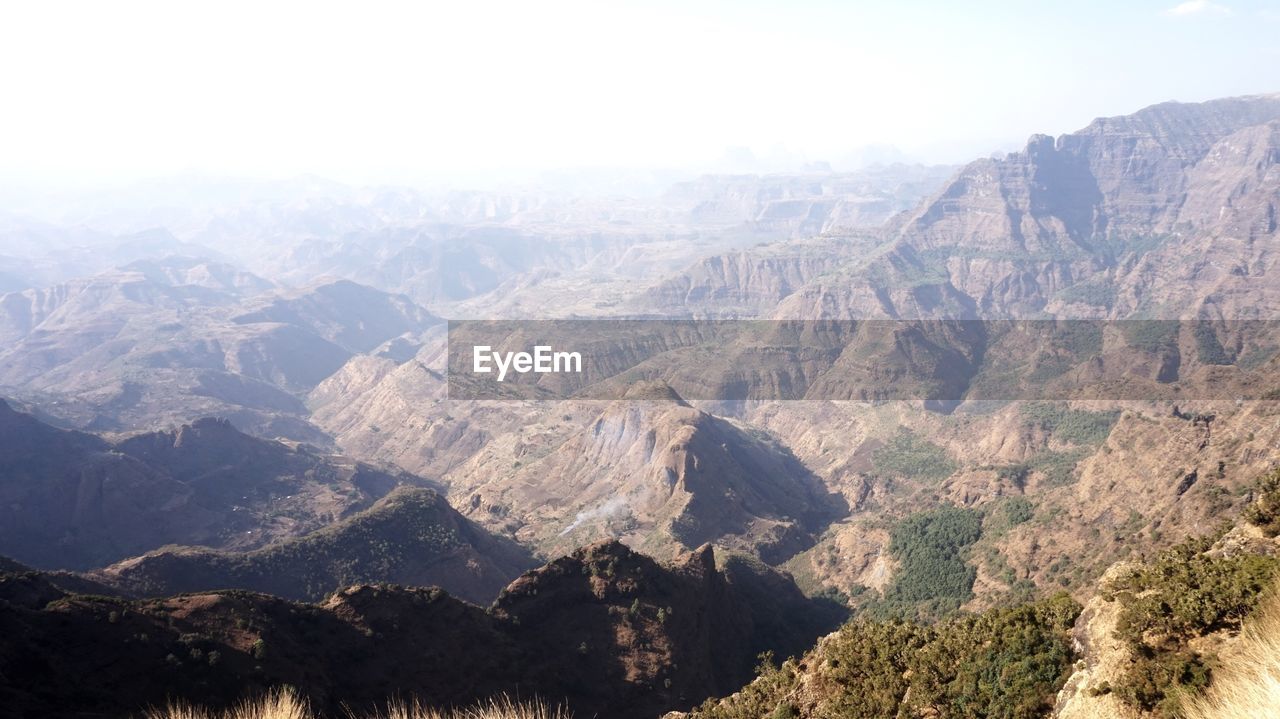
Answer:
[878, 507, 983, 615]
[872, 429, 957, 482]
[1243, 469, 1280, 537]
[985, 497, 1035, 536]
[1123, 321, 1179, 353]
[1104, 533, 1280, 716]
[1020, 403, 1119, 446]
[687, 594, 1081, 719]
[1193, 322, 1234, 365]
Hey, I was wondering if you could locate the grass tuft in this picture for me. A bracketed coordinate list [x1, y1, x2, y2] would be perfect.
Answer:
[147, 689, 571, 719]
[1183, 585, 1280, 719]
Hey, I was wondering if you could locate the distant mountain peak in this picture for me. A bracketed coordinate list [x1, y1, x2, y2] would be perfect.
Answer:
[621, 380, 689, 404]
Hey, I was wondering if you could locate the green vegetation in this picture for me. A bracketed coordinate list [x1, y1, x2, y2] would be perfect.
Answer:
[1020, 403, 1120, 446]
[871, 429, 957, 482]
[1055, 279, 1117, 308]
[1192, 322, 1234, 365]
[1094, 232, 1172, 262]
[1237, 342, 1279, 370]
[1243, 469, 1280, 537]
[688, 594, 1081, 719]
[995, 449, 1090, 490]
[113, 488, 475, 601]
[868, 507, 983, 619]
[999, 403, 1117, 487]
[864, 253, 951, 289]
[1028, 449, 1091, 488]
[1102, 532, 1280, 717]
[1122, 320, 1179, 353]
[985, 497, 1035, 537]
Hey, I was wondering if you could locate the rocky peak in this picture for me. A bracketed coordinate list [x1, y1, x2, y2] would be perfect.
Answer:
[622, 379, 691, 405]
[174, 417, 240, 446]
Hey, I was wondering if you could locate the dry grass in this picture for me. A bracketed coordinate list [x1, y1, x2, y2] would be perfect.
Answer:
[1183, 584, 1280, 719]
[146, 689, 571, 719]
[147, 689, 311, 719]
[371, 696, 572, 719]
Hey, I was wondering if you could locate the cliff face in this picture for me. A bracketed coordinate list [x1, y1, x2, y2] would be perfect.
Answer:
[895, 95, 1280, 249]
[639, 237, 867, 317]
[1103, 119, 1280, 319]
[812, 94, 1280, 320]
[645, 94, 1280, 321]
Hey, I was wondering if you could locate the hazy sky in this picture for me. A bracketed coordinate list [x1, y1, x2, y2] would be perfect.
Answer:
[1, 0, 1278, 186]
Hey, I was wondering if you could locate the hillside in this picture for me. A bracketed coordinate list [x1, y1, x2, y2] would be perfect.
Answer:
[0, 541, 843, 719]
[1, 92, 1278, 719]
[296, 96, 1280, 623]
[94, 487, 536, 605]
[640, 94, 1280, 322]
[674, 469, 1280, 719]
[0, 263, 440, 440]
[446, 387, 844, 562]
[0, 400, 424, 570]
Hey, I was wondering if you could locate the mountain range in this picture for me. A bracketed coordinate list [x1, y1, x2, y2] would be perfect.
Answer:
[1, 93, 1279, 718]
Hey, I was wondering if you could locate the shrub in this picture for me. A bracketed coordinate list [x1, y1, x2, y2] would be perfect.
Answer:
[686, 594, 1081, 719]
[872, 429, 957, 482]
[1020, 403, 1119, 446]
[1243, 469, 1280, 537]
[985, 497, 1035, 536]
[1193, 322, 1234, 365]
[1182, 583, 1280, 719]
[874, 507, 983, 617]
[1104, 533, 1280, 716]
[1123, 321, 1179, 353]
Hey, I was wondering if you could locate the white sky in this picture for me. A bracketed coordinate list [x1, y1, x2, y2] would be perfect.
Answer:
[1, 0, 1278, 186]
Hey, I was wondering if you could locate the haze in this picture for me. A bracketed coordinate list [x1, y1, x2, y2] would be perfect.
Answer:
[1, 0, 1278, 188]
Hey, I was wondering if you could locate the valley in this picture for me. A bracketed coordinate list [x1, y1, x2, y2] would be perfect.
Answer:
[2, 92, 1279, 718]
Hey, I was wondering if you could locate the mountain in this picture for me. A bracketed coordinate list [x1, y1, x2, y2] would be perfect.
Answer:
[781, 94, 1280, 320]
[313, 365, 846, 564]
[643, 94, 1280, 322]
[661, 164, 955, 236]
[304, 95, 1280, 617]
[230, 279, 438, 354]
[678, 473, 1280, 719]
[0, 222, 230, 293]
[0, 400, 423, 570]
[0, 263, 440, 440]
[447, 387, 845, 563]
[2, 91, 1280, 719]
[93, 487, 536, 605]
[108, 168, 950, 317]
[0, 541, 844, 719]
[745, 396, 1280, 613]
[638, 235, 868, 317]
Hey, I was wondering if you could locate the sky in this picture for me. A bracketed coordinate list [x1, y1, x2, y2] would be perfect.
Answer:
[0, 0, 1278, 188]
